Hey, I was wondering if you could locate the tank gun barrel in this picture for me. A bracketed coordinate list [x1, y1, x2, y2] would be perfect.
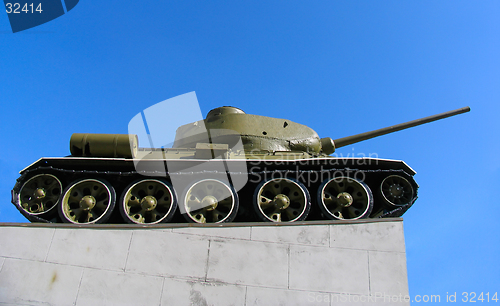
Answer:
[332, 106, 470, 149]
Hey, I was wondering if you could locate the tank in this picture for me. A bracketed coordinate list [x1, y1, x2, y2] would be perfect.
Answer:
[11, 106, 470, 225]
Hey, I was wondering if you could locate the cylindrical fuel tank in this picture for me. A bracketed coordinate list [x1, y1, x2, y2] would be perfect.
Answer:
[70, 133, 138, 158]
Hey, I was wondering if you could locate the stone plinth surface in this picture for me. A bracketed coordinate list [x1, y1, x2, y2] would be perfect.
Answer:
[0, 219, 409, 305]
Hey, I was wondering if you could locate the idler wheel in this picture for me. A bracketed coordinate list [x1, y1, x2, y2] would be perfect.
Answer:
[120, 179, 177, 224]
[253, 178, 311, 222]
[59, 178, 115, 224]
[380, 175, 414, 206]
[17, 174, 62, 216]
[182, 179, 238, 223]
[317, 176, 373, 220]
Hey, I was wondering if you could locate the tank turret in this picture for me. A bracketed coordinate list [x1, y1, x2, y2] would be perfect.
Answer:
[174, 106, 470, 155]
[173, 106, 325, 154]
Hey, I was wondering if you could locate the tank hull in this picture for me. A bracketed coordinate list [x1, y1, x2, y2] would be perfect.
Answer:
[12, 156, 418, 224]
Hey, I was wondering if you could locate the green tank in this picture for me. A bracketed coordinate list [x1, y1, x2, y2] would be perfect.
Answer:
[11, 106, 470, 224]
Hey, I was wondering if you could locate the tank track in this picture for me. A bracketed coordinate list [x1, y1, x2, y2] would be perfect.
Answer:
[12, 164, 418, 224]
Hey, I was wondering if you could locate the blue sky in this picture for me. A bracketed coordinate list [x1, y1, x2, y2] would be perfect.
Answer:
[1, 1, 499, 303]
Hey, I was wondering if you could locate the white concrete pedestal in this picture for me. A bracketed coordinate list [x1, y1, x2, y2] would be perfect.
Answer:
[0, 219, 409, 305]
